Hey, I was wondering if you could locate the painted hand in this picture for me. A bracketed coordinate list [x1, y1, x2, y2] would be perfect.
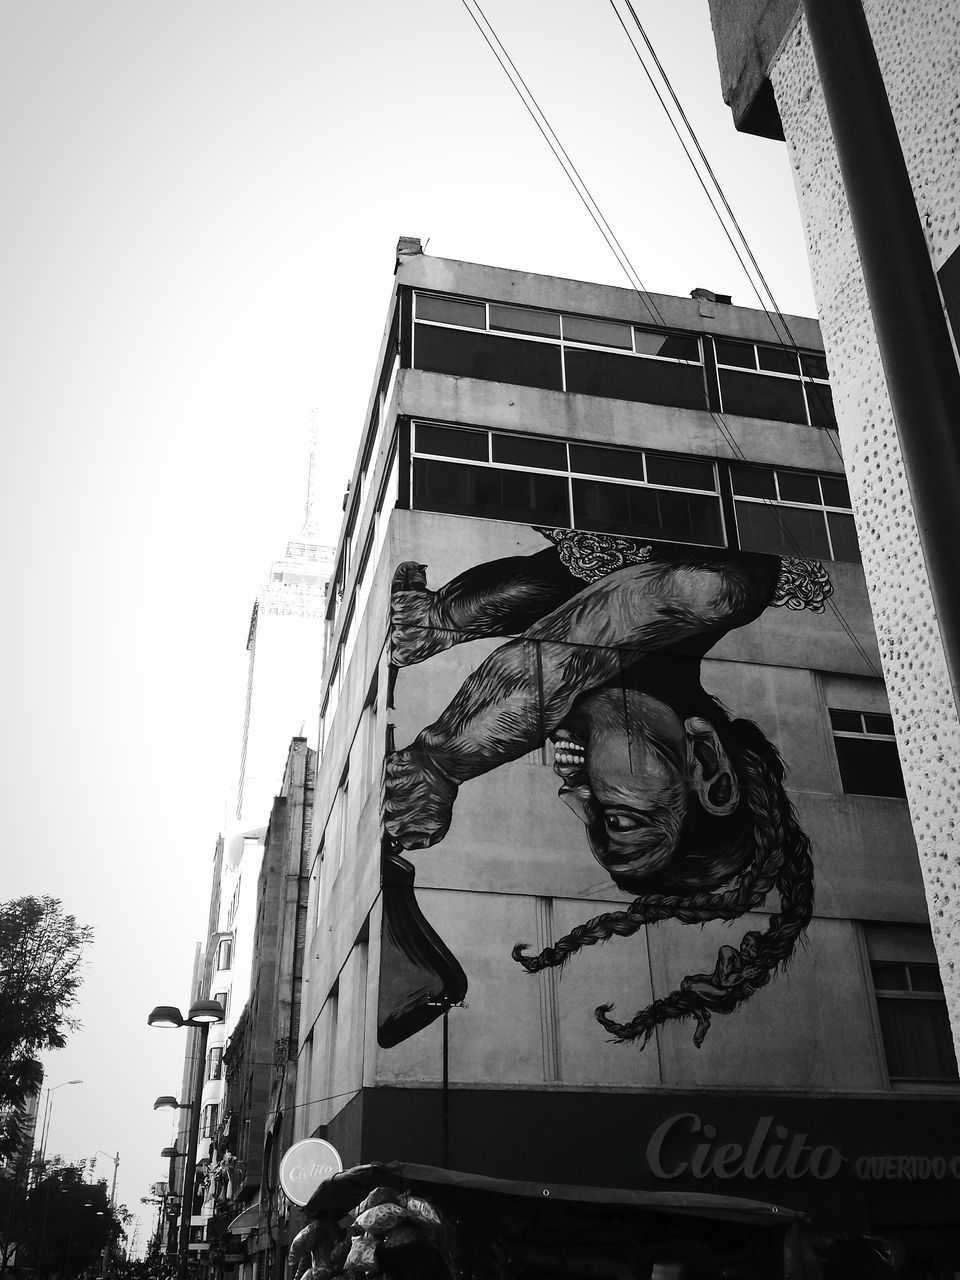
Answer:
[383, 746, 458, 849]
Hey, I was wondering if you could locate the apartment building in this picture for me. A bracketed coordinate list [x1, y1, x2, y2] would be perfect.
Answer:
[293, 240, 958, 1272]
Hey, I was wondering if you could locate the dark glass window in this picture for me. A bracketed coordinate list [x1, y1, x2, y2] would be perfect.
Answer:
[732, 465, 859, 562]
[719, 368, 809, 424]
[644, 453, 716, 492]
[213, 992, 228, 1022]
[634, 329, 701, 361]
[820, 474, 851, 507]
[872, 963, 959, 1081]
[413, 458, 569, 527]
[206, 1046, 223, 1082]
[828, 708, 862, 733]
[800, 351, 829, 379]
[827, 511, 860, 562]
[492, 433, 567, 471]
[414, 325, 564, 392]
[562, 314, 633, 349]
[216, 938, 232, 971]
[489, 304, 560, 339]
[201, 1103, 219, 1139]
[416, 423, 488, 461]
[829, 708, 906, 798]
[735, 501, 831, 559]
[572, 478, 724, 545]
[565, 347, 706, 409]
[730, 465, 777, 499]
[569, 442, 646, 482]
[777, 471, 822, 504]
[714, 339, 756, 368]
[805, 380, 837, 427]
[416, 295, 485, 328]
[757, 345, 800, 375]
[863, 712, 895, 735]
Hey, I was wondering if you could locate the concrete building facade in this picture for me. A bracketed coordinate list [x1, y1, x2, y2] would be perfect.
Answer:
[214, 738, 315, 1280]
[292, 244, 960, 1272]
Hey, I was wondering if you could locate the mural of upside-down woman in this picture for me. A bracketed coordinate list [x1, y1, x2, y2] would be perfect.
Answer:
[382, 526, 832, 1050]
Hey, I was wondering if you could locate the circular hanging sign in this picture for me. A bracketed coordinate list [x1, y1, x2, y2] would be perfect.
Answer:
[279, 1138, 343, 1206]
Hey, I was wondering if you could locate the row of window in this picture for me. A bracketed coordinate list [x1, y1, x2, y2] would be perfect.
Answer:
[410, 421, 860, 563]
[323, 447, 399, 743]
[413, 291, 836, 428]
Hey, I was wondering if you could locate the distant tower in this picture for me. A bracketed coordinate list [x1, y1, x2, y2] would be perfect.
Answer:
[236, 416, 334, 826]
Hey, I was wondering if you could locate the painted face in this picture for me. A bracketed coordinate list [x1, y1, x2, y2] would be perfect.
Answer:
[551, 688, 688, 880]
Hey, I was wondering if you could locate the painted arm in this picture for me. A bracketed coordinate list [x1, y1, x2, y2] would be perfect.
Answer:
[385, 559, 753, 849]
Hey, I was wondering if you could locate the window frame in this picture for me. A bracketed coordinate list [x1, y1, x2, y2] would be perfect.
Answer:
[412, 291, 705, 400]
[731, 464, 859, 563]
[409, 420, 727, 549]
[713, 336, 834, 427]
[870, 960, 959, 1084]
[829, 707, 906, 798]
[200, 1102, 219, 1140]
[206, 1045, 224, 1082]
[215, 937, 233, 973]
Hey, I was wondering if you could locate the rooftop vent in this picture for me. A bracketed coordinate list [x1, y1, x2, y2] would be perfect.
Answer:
[690, 287, 732, 305]
[396, 236, 423, 266]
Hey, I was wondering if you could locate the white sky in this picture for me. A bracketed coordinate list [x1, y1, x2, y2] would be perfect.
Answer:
[0, 0, 817, 1252]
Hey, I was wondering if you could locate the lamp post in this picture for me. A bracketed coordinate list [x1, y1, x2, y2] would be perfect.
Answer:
[148, 999, 223, 1280]
[36, 1079, 83, 1176]
[159, 1147, 185, 1261]
[93, 1150, 120, 1280]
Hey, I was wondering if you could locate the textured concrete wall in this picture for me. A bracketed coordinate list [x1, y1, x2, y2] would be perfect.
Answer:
[768, 0, 960, 1044]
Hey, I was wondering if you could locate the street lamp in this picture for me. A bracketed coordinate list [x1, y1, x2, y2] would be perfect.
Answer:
[148, 998, 223, 1280]
[154, 1096, 190, 1111]
[37, 1079, 83, 1169]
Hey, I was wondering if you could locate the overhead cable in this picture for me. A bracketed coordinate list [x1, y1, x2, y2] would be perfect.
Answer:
[456, 0, 879, 678]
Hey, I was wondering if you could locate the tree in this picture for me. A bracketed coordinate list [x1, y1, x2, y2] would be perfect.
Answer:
[11, 1162, 123, 1277]
[0, 896, 93, 1159]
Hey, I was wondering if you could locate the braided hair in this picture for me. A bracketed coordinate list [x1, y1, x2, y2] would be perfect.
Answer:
[511, 705, 814, 1048]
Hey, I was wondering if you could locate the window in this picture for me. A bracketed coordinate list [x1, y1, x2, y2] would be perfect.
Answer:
[363, 677, 380, 792]
[206, 1046, 223, 1082]
[715, 337, 836, 427]
[732, 464, 860, 562]
[411, 422, 724, 546]
[336, 774, 350, 872]
[213, 991, 228, 1022]
[215, 937, 233, 972]
[829, 708, 906, 797]
[413, 291, 836, 426]
[413, 292, 706, 411]
[201, 1103, 219, 1139]
[308, 848, 323, 934]
[414, 457, 570, 526]
[871, 962, 959, 1083]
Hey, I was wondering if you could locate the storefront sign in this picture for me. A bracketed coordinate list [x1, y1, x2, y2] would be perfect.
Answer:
[279, 1138, 343, 1206]
[645, 1111, 960, 1183]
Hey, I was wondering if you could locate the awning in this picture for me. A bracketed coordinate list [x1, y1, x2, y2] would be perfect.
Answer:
[227, 1203, 262, 1236]
[304, 1162, 808, 1228]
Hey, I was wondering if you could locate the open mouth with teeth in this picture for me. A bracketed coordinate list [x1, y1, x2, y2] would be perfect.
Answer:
[551, 729, 588, 782]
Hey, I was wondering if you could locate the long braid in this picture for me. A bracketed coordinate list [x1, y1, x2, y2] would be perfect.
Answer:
[511, 724, 814, 1048]
[596, 740, 813, 1048]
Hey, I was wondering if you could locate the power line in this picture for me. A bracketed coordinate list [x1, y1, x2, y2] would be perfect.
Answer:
[610, 0, 848, 472]
[456, 0, 879, 678]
